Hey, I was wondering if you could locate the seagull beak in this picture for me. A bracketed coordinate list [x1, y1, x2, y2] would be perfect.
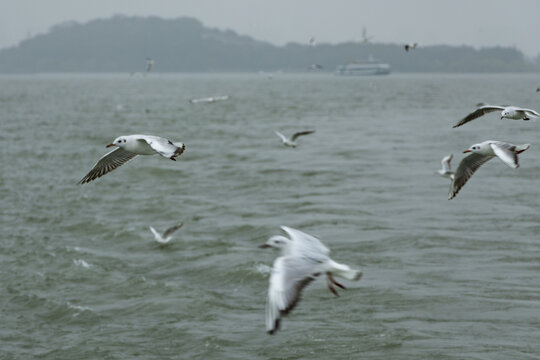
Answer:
[501, 116, 504, 119]
[106, 143, 115, 148]
[259, 244, 271, 249]
[463, 149, 471, 153]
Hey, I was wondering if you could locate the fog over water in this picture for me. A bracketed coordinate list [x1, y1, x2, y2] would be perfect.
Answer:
[2, 0, 540, 57]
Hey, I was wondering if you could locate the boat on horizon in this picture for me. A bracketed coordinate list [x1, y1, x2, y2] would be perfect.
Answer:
[335, 57, 391, 76]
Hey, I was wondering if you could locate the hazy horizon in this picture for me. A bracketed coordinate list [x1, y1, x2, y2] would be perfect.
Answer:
[2, 0, 540, 58]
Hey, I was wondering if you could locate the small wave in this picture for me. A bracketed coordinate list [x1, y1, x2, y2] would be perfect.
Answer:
[73, 259, 91, 268]
[66, 302, 94, 318]
[67, 302, 93, 312]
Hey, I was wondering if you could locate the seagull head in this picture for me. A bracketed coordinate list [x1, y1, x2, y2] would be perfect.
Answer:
[259, 235, 291, 249]
[463, 143, 482, 154]
[107, 136, 127, 148]
[501, 110, 509, 119]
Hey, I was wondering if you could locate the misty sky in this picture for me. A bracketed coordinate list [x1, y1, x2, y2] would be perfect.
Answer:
[2, 0, 540, 57]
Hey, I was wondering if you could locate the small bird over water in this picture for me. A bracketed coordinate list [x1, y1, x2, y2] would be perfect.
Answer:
[448, 140, 529, 200]
[404, 43, 418, 52]
[260, 226, 362, 334]
[274, 130, 315, 148]
[453, 105, 540, 128]
[149, 222, 184, 244]
[146, 57, 154, 72]
[79, 134, 185, 184]
[437, 154, 454, 179]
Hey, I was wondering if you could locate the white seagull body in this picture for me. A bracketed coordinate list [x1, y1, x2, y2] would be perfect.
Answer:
[437, 154, 454, 179]
[448, 140, 529, 199]
[260, 226, 362, 335]
[453, 105, 540, 128]
[275, 130, 315, 148]
[149, 222, 184, 244]
[79, 134, 186, 184]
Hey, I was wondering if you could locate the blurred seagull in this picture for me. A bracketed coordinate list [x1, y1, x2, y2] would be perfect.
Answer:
[453, 105, 540, 128]
[437, 154, 454, 179]
[275, 130, 315, 148]
[404, 43, 418, 52]
[259, 226, 362, 335]
[188, 95, 229, 104]
[448, 140, 529, 200]
[79, 134, 185, 184]
[146, 57, 154, 72]
[308, 64, 324, 70]
[309, 36, 316, 47]
[149, 222, 184, 244]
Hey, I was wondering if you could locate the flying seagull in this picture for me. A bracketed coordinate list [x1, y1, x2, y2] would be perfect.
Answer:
[404, 43, 418, 52]
[453, 105, 540, 128]
[79, 134, 185, 184]
[437, 154, 454, 179]
[146, 57, 154, 72]
[275, 130, 315, 148]
[188, 95, 229, 104]
[149, 222, 184, 244]
[259, 226, 362, 334]
[448, 140, 529, 199]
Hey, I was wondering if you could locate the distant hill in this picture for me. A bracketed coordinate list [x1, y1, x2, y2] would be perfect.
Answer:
[0, 15, 538, 73]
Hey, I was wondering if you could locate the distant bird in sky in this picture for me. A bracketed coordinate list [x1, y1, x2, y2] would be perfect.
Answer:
[146, 57, 154, 72]
[448, 140, 529, 200]
[309, 36, 316, 47]
[308, 64, 324, 70]
[437, 154, 454, 179]
[453, 105, 540, 128]
[361, 27, 373, 44]
[149, 222, 184, 244]
[260, 226, 362, 334]
[536, 87, 540, 92]
[404, 43, 418, 52]
[274, 130, 315, 148]
[79, 134, 185, 184]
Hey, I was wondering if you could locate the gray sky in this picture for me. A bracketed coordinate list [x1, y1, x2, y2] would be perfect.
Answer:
[2, 0, 540, 58]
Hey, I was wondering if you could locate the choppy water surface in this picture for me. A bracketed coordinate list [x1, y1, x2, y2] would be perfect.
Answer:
[2, 73, 540, 359]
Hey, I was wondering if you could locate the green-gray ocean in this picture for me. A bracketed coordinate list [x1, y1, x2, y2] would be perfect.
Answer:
[2, 73, 540, 359]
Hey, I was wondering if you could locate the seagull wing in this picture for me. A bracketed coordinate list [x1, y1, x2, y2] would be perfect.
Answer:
[448, 153, 493, 199]
[453, 106, 505, 128]
[266, 255, 322, 334]
[79, 148, 137, 184]
[290, 130, 315, 142]
[274, 131, 288, 142]
[441, 154, 453, 172]
[490, 142, 519, 168]
[139, 136, 185, 158]
[149, 226, 165, 242]
[281, 226, 330, 257]
[162, 222, 184, 239]
[520, 108, 540, 117]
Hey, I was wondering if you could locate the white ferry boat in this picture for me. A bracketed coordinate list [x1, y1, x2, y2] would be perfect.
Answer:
[336, 59, 391, 76]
